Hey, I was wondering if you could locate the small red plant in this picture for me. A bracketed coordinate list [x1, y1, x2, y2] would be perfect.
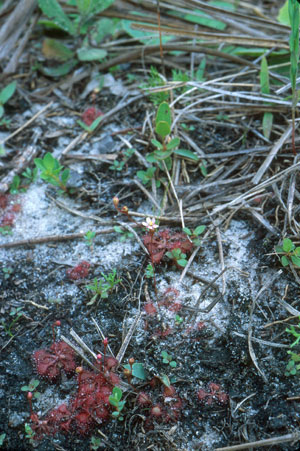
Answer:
[197, 382, 229, 406]
[82, 107, 103, 126]
[33, 340, 76, 382]
[143, 229, 193, 265]
[66, 261, 90, 280]
[0, 194, 21, 228]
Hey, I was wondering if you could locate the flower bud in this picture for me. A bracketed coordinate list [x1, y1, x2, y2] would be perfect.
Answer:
[113, 197, 119, 207]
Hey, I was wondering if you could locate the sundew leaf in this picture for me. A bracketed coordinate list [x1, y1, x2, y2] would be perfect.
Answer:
[76, 47, 107, 61]
[0, 81, 17, 105]
[38, 0, 76, 35]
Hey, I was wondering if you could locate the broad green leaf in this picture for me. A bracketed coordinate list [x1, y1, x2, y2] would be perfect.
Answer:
[77, 119, 91, 131]
[0, 105, 4, 119]
[156, 102, 171, 127]
[262, 112, 273, 140]
[90, 0, 115, 15]
[169, 361, 177, 368]
[41, 59, 77, 77]
[122, 19, 172, 46]
[43, 153, 56, 170]
[89, 114, 103, 131]
[61, 168, 70, 185]
[109, 397, 119, 407]
[124, 362, 147, 380]
[183, 227, 192, 235]
[93, 18, 118, 44]
[173, 148, 199, 160]
[282, 238, 294, 252]
[38, 0, 76, 35]
[177, 259, 187, 267]
[151, 139, 163, 150]
[281, 255, 290, 266]
[156, 121, 170, 138]
[294, 247, 300, 256]
[153, 149, 173, 160]
[76, 47, 107, 61]
[76, 0, 92, 15]
[194, 225, 205, 235]
[291, 255, 300, 267]
[166, 137, 180, 150]
[42, 38, 74, 61]
[0, 81, 17, 105]
[278, 0, 290, 25]
[111, 386, 122, 401]
[275, 245, 283, 253]
[161, 374, 170, 387]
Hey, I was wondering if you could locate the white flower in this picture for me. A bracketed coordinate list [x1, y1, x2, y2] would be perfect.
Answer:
[142, 217, 159, 231]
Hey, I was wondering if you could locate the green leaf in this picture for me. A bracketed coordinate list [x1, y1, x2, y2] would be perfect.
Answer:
[77, 119, 92, 132]
[278, 0, 290, 25]
[275, 245, 283, 253]
[260, 57, 270, 95]
[0, 433, 6, 446]
[156, 101, 171, 127]
[161, 374, 170, 387]
[161, 351, 169, 359]
[294, 247, 300, 256]
[111, 386, 122, 401]
[38, 0, 76, 35]
[281, 255, 290, 266]
[0, 81, 17, 105]
[183, 227, 192, 235]
[153, 149, 173, 160]
[283, 238, 294, 253]
[173, 148, 199, 160]
[124, 362, 147, 380]
[43, 38, 74, 61]
[166, 137, 180, 150]
[43, 152, 56, 170]
[61, 168, 70, 185]
[262, 112, 273, 140]
[111, 410, 120, 417]
[76, 0, 92, 15]
[156, 121, 171, 139]
[89, 0, 115, 15]
[177, 259, 187, 267]
[151, 139, 163, 150]
[169, 361, 177, 368]
[41, 59, 77, 77]
[76, 48, 107, 61]
[291, 255, 300, 267]
[194, 225, 205, 235]
[0, 105, 4, 119]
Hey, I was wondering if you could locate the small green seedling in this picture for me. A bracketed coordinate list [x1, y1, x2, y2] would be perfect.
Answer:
[9, 175, 22, 194]
[113, 225, 134, 242]
[21, 379, 40, 399]
[1, 307, 24, 337]
[0, 433, 6, 447]
[286, 319, 300, 347]
[0, 81, 17, 126]
[84, 230, 96, 248]
[161, 351, 177, 368]
[90, 435, 102, 450]
[136, 167, 160, 188]
[0, 226, 12, 236]
[109, 148, 135, 172]
[285, 351, 300, 376]
[24, 423, 36, 445]
[86, 270, 121, 305]
[22, 167, 38, 184]
[275, 238, 300, 267]
[166, 248, 188, 268]
[34, 153, 70, 193]
[183, 225, 205, 246]
[145, 263, 154, 279]
[109, 386, 125, 420]
[175, 314, 183, 326]
[2, 267, 13, 280]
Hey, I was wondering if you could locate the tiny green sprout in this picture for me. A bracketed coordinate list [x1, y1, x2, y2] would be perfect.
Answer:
[109, 148, 134, 172]
[0, 226, 12, 236]
[275, 238, 300, 267]
[90, 435, 102, 450]
[109, 386, 125, 420]
[161, 351, 177, 368]
[21, 379, 40, 399]
[166, 248, 188, 268]
[175, 314, 183, 326]
[0, 433, 6, 447]
[84, 230, 96, 248]
[9, 175, 23, 194]
[24, 423, 36, 444]
[2, 267, 13, 280]
[183, 225, 205, 246]
[1, 307, 24, 337]
[0, 81, 17, 122]
[86, 270, 121, 305]
[286, 318, 300, 347]
[22, 167, 38, 183]
[285, 351, 300, 376]
[113, 225, 134, 242]
[136, 167, 160, 188]
[102, 268, 121, 291]
[34, 152, 70, 193]
[123, 362, 147, 380]
[145, 263, 154, 279]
